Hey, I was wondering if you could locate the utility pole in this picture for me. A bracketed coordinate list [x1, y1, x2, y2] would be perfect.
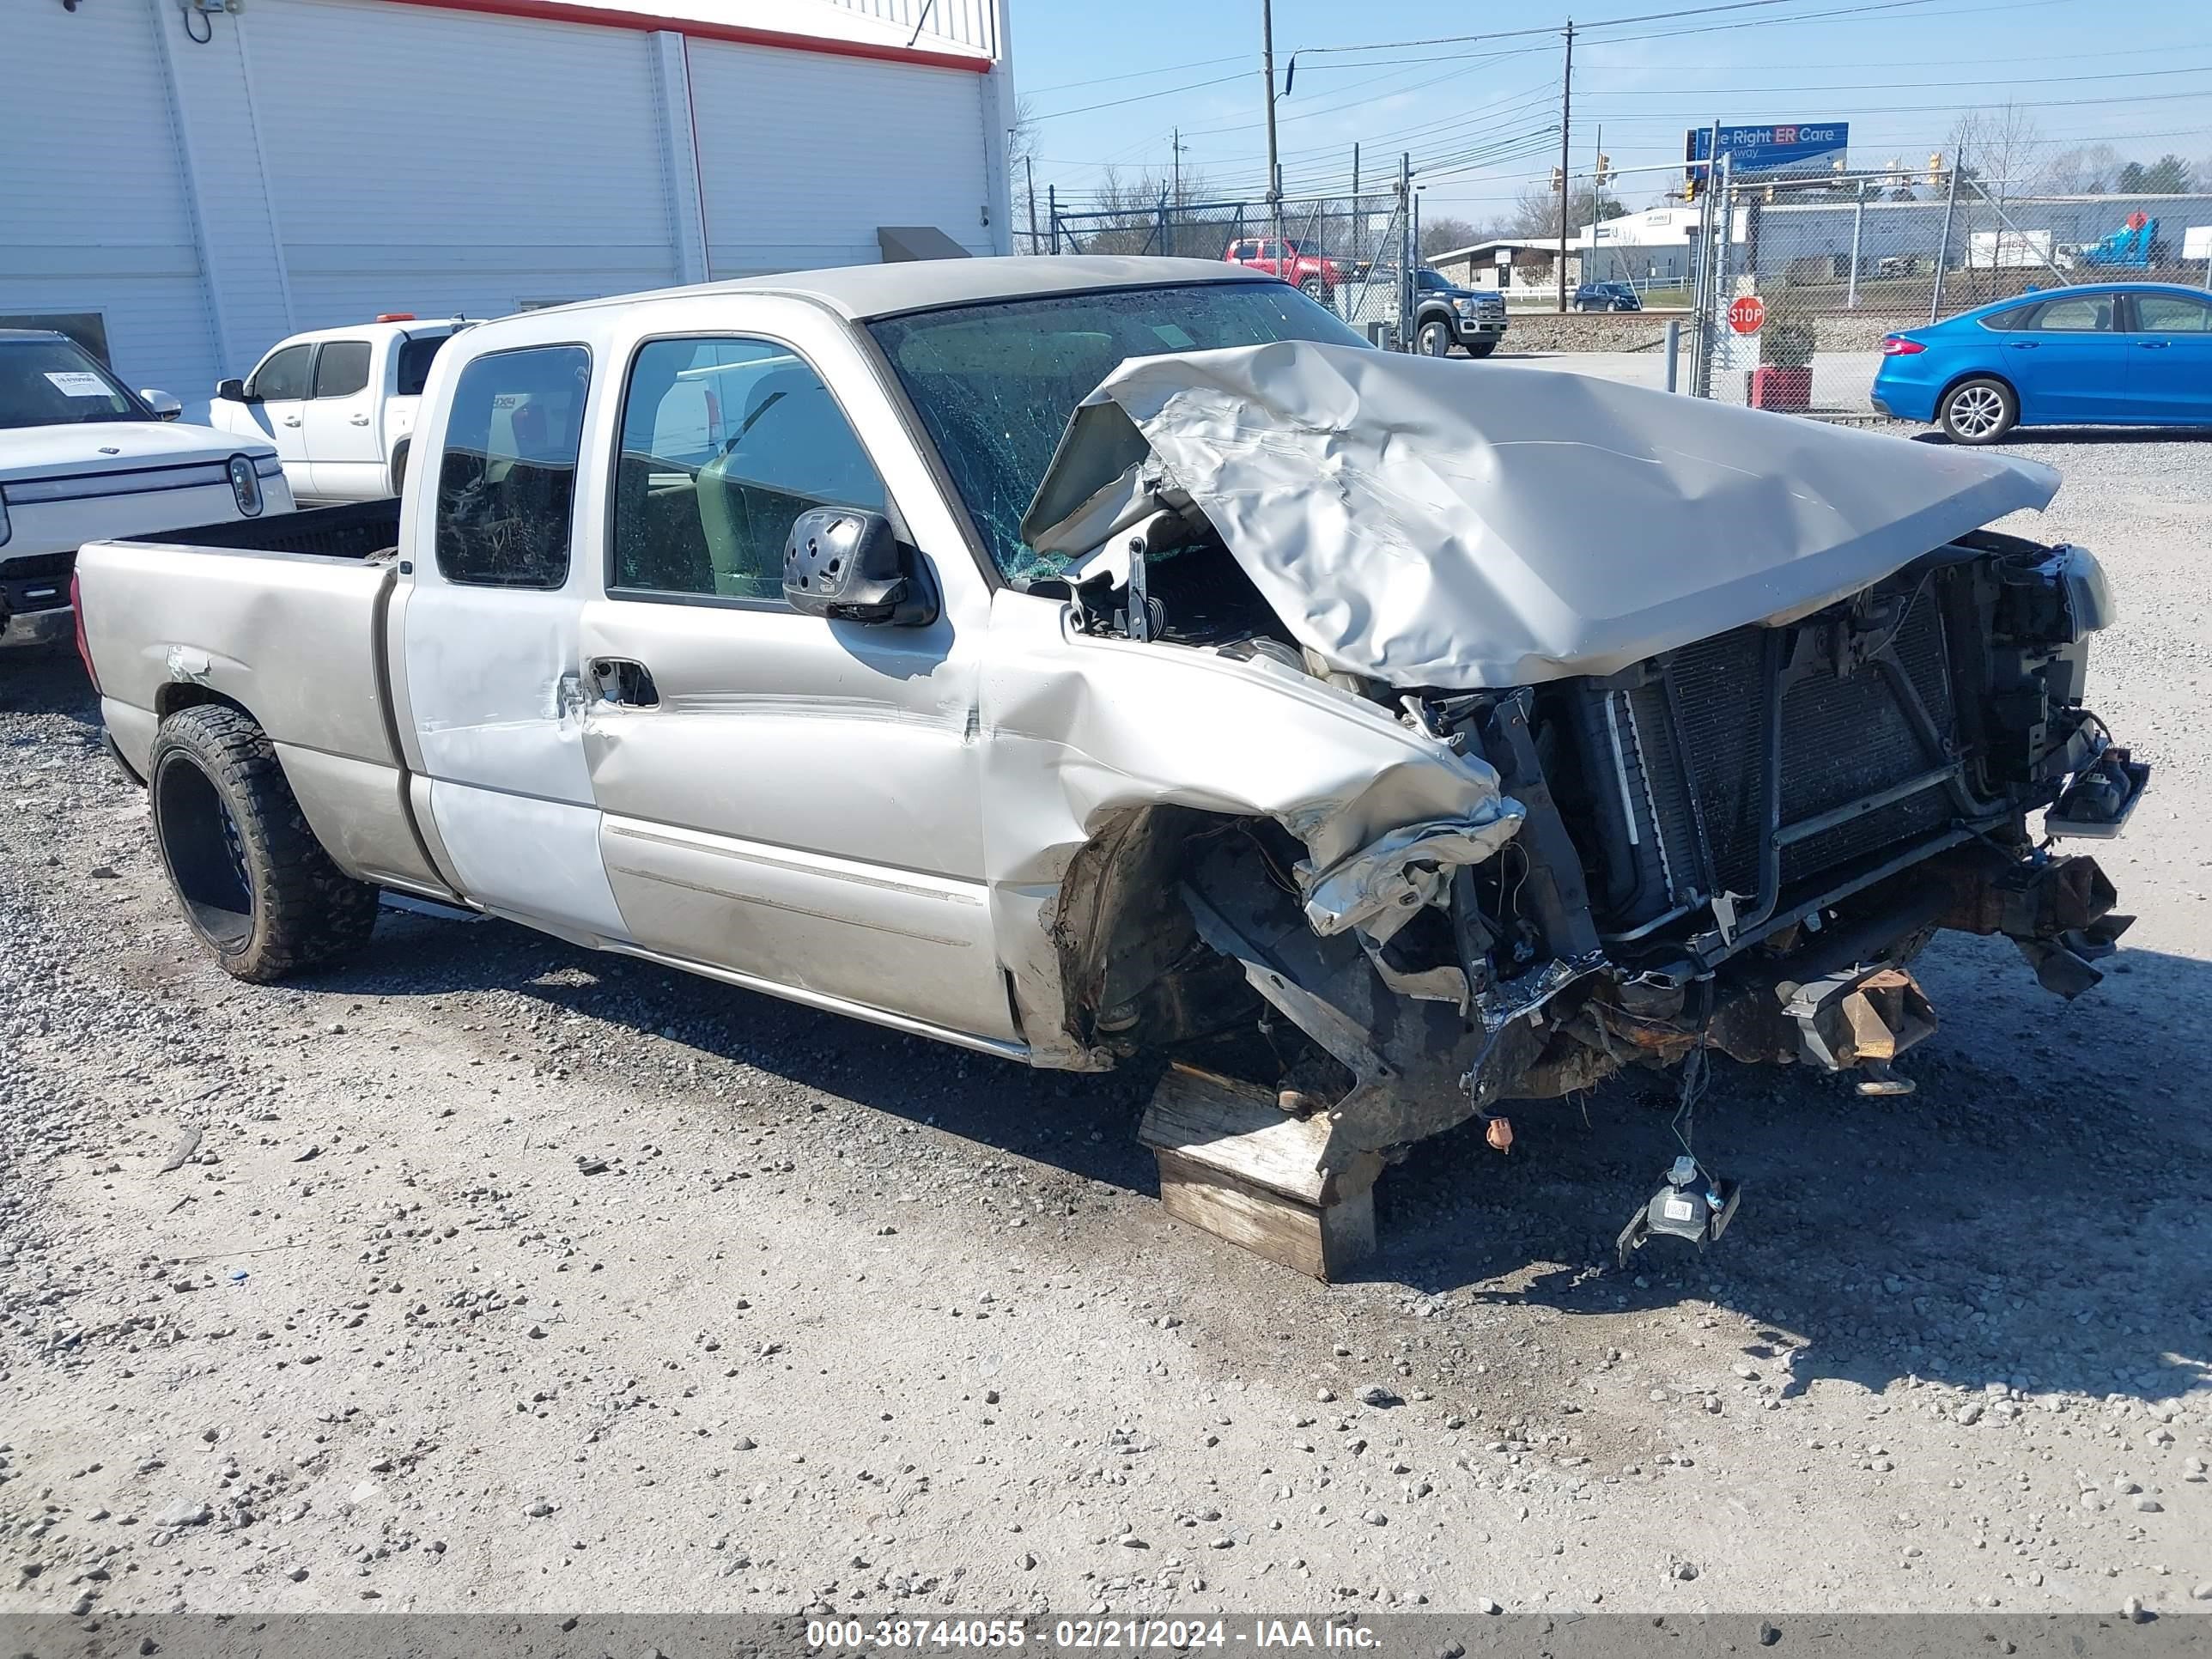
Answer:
[1024, 155, 1038, 256]
[1398, 150, 1413, 349]
[1352, 143, 1362, 267]
[1261, 0, 1283, 253]
[1168, 128, 1185, 257]
[1557, 19, 1574, 312]
[1592, 123, 1604, 283]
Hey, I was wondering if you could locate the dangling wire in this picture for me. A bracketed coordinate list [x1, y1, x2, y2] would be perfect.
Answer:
[1669, 983, 1717, 1182]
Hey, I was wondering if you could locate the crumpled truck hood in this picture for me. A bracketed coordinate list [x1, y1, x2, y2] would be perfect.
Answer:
[1021, 341, 2059, 689]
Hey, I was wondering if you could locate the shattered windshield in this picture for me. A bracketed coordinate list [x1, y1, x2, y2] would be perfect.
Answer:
[866, 283, 1365, 581]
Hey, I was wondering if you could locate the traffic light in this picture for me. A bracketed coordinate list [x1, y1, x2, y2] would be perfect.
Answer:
[1596, 152, 1613, 185]
[1549, 166, 1565, 192]
[1927, 151, 1945, 189]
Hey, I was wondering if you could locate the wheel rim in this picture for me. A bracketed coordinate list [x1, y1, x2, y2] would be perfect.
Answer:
[1950, 386, 2005, 436]
[1420, 323, 1450, 356]
[155, 754, 255, 951]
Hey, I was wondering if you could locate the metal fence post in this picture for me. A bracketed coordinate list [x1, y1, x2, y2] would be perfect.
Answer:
[1048, 185, 1060, 255]
[1847, 181, 1865, 309]
[1929, 160, 1960, 325]
[1664, 319, 1680, 392]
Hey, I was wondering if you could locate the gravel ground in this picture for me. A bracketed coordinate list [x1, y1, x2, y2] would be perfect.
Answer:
[1, 434, 2208, 1621]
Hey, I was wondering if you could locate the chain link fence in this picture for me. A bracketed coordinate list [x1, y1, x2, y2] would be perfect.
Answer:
[1038, 191, 1413, 338]
[1692, 171, 2212, 414]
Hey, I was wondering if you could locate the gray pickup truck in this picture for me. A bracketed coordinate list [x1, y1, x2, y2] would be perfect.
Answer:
[76, 257, 2146, 1267]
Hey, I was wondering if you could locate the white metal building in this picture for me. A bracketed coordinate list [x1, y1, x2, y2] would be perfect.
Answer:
[4, 0, 1013, 417]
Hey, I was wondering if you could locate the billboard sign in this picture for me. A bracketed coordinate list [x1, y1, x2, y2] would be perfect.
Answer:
[1686, 121, 1849, 183]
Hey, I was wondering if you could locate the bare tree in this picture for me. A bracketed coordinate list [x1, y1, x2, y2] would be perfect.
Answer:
[1947, 103, 2044, 202]
[2039, 142, 2124, 196]
[1419, 215, 1477, 258]
[1509, 183, 1626, 240]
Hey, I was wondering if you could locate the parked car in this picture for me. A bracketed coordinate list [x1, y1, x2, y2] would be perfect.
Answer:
[1412, 268, 1509, 358]
[1574, 281, 1643, 313]
[1224, 237, 1345, 301]
[76, 258, 2143, 1272]
[0, 329, 289, 647]
[209, 316, 472, 503]
[1873, 283, 2212, 444]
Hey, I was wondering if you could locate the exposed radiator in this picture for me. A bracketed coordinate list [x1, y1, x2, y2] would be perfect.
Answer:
[1579, 583, 1964, 932]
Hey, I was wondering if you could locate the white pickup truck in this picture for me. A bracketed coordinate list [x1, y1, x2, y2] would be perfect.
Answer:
[75, 258, 2146, 1268]
[207, 316, 470, 505]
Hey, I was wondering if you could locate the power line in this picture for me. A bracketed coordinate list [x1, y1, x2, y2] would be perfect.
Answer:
[1578, 62, 2212, 94]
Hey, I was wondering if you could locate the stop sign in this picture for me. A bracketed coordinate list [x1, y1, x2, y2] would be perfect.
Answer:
[1729, 295, 1766, 335]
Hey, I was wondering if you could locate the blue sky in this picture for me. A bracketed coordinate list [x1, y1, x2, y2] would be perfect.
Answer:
[1008, 0, 2212, 228]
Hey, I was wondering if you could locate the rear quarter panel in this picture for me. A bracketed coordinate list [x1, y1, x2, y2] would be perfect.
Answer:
[79, 540, 459, 896]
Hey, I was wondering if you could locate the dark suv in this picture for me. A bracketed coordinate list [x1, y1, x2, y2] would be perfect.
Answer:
[1411, 268, 1509, 357]
[1573, 281, 1643, 312]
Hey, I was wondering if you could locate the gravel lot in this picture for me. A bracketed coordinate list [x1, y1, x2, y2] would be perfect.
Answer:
[2, 431, 2207, 1622]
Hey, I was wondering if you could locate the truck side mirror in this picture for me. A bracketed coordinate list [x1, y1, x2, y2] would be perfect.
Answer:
[141, 389, 183, 421]
[781, 507, 936, 627]
[216, 378, 248, 403]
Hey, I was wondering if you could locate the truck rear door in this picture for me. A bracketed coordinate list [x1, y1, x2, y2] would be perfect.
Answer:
[301, 338, 380, 501]
[398, 337, 629, 940]
[571, 304, 1015, 1043]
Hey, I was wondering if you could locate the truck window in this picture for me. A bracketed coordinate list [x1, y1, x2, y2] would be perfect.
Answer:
[312, 341, 372, 398]
[250, 344, 313, 402]
[434, 344, 591, 589]
[395, 334, 451, 397]
[610, 336, 885, 604]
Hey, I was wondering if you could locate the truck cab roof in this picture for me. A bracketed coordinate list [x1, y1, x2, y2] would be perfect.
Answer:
[520, 256, 1277, 326]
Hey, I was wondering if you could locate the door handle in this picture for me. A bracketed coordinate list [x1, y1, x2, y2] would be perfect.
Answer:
[588, 658, 659, 708]
[2136, 340, 2170, 349]
[281, 415, 302, 426]
[349, 413, 371, 425]
[2008, 341, 2039, 349]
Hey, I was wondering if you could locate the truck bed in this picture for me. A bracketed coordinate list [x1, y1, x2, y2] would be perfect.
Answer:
[124, 497, 402, 562]
[77, 496, 454, 899]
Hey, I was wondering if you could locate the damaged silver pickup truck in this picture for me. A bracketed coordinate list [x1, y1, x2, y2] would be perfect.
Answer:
[76, 258, 2148, 1268]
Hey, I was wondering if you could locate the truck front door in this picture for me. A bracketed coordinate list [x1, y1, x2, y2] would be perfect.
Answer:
[574, 316, 1015, 1046]
[399, 338, 630, 941]
[240, 343, 313, 495]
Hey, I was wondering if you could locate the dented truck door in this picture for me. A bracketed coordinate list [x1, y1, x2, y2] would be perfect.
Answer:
[400, 337, 630, 943]
[572, 304, 1017, 1046]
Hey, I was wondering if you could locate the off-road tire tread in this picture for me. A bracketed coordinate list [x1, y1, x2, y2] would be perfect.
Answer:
[152, 705, 380, 982]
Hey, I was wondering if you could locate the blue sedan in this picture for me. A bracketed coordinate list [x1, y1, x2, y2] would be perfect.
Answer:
[1871, 282, 2212, 443]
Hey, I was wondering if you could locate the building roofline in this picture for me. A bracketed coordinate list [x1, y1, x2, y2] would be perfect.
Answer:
[380, 0, 993, 72]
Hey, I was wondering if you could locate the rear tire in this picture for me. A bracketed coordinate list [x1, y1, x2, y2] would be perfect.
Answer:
[149, 704, 380, 981]
[1939, 377, 2016, 445]
[1464, 341, 1498, 359]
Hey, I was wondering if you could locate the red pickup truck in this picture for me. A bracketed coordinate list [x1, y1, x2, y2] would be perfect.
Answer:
[1224, 236, 1345, 301]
